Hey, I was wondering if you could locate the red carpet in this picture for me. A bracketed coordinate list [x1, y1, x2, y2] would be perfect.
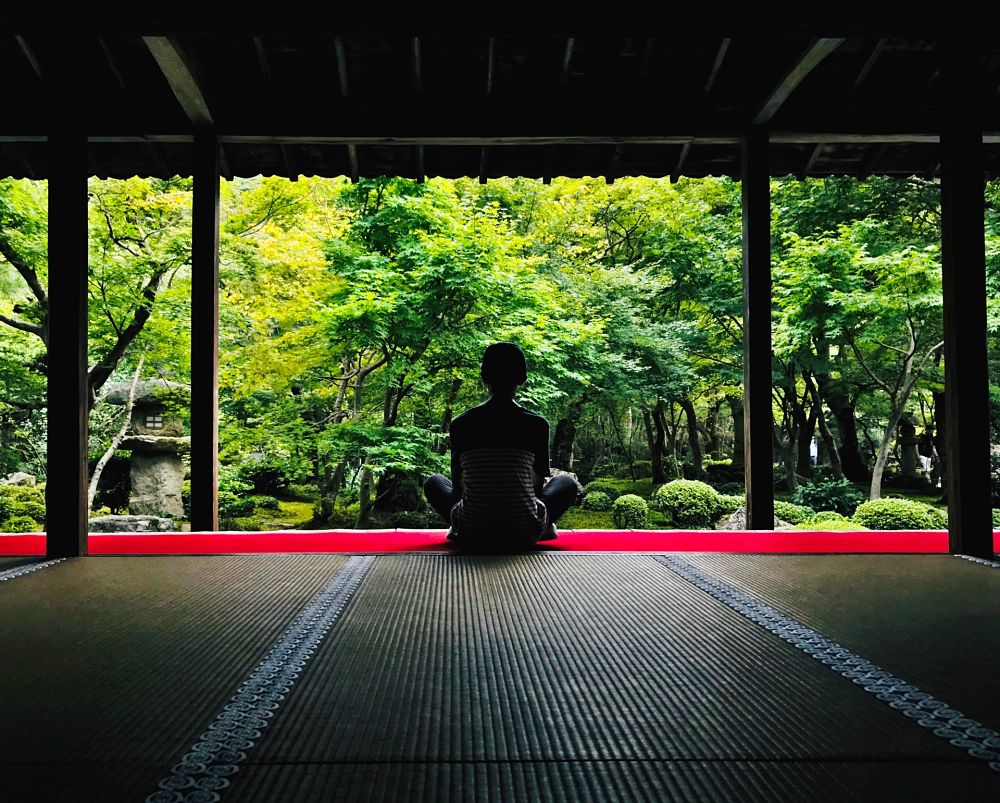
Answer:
[0, 529, 993, 555]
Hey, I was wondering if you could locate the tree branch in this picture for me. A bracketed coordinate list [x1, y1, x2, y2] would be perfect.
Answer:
[0, 312, 44, 338]
[0, 236, 47, 303]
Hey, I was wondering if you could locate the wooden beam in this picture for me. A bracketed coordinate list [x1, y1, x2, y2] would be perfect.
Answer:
[143, 36, 213, 127]
[8, 142, 36, 179]
[14, 34, 42, 78]
[606, 143, 623, 184]
[486, 37, 495, 96]
[146, 142, 170, 177]
[412, 37, 422, 92]
[640, 38, 654, 74]
[798, 143, 824, 179]
[939, 45, 992, 558]
[754, 38, 846, 125]
[190, 132, 220, 532]
[705, 38, 730, 95]
[335, 37, 350, 98]
[253, 36, 272, 82]
[851, 37, 886, 92]
[561, 37, 575, 85]
[479, 146, 488, 184]
[45, 40, 88, 558]
[415, 144, 425, 182]
[670, 141, 691, 182]
[279, 143, 298, 181]
[741, 127, 774, 531]
[98, 38, 127, 91]
[347, 143, 359, 183]
[858, 142, 890, 179]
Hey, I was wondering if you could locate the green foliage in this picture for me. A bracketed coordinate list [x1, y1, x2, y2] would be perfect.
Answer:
[716, 494, 745, 515]
[651, 480, 721, 528]
[251, 495, 281, 511]
[560, 508, 613, 530]
[12, 500, 45, 523]
[792, 478, 865, 517]
[993, 509, 1000, 529]
[582, 480, 621, 501]
[773, 500, 815, 525]
[807, 510, 849, 523]
[0, 495, 11, 520]
[3, 515, 38, 533]
[716, 482, 744, 495]
[218, 492, 256, 520]
[794, 518, 866, 531]
[582, 491, 613, 511]
[852, 498, 944, 530]
[611, 494, 649, 528]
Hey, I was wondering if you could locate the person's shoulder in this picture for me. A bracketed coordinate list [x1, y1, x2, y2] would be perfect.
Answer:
[515, 404, 549, 428]
[451, 401, 489, 429]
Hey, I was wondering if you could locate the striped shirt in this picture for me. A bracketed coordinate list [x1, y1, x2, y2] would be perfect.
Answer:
[448, 399, 550, 543]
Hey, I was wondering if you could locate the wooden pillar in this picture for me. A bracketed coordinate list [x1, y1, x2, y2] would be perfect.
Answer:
[741, 127, 774, 530]
[940, 47, 992, 557]
[45, 131, 90, 557]
[190, 132, 220, 531]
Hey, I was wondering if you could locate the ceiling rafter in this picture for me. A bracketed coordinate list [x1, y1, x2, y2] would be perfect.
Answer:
[754, 38, 846, 125]
[143, 36, 213, 127]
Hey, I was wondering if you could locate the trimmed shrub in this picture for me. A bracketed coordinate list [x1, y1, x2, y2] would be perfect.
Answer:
[218, 491, 255, 519]
[0, 484, 45, 504]
[807, 510, 849, 524]
[773, 500, 815, 525]
[651, 480, 721, 528]
[582, 491, 613, 511]
[923, 505, 947, 529]
[251, 495, 281, 511]
[852, 498, 942, 530]
[992, 509, 1000, 529]
[0, 495, 12, 522]
[3, 515, 38, 533]
[13, 500, 46, 523]
[792, 478, 864, 517]
[794, 518, 866, 531]
[583, 480, 621, 501]
[717, 494, 745, 515]
[612, 494, 649, 528]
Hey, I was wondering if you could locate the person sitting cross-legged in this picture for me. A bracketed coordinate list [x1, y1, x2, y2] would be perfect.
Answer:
[423, 342, 579, 551]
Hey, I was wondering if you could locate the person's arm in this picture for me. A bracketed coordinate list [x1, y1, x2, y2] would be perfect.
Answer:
[450, 424, 463, 495]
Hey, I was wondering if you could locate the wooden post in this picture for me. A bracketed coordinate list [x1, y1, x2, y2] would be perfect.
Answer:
[940, 46, 992, 558]
[741, 127, 774, 530]
[190, 132, 220, 531]
[45, 130, 90, 557]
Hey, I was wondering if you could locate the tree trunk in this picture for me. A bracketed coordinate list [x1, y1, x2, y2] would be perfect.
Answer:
[355, 466, 375, 529]
[706, 400, 723, 459]
[806, 374, 843, 479]
[553, 400, 582, 469]
[88, 358, 144, 511]
[728, 397, 745, 471]
[817, 376, 867, 481]
[651, 400, 668, 482]
[679, 398, 703, 479]
[796, 405, 818, 478]
[440, 377, 463, 433]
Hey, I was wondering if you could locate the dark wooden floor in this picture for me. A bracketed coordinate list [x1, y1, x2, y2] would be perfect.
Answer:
[0, 554, 997, 802]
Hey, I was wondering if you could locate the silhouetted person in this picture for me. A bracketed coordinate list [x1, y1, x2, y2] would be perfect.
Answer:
[423, 342, 578, 550]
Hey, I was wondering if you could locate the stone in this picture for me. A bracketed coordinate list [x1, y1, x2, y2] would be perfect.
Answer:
[120, 435, 191, 454]
[88, 514, 175, 533]
[2, 472, 36, 486]
[102, 379, 189, 406]
[129, 453, 185, 518]
[715, 506, 794, 531]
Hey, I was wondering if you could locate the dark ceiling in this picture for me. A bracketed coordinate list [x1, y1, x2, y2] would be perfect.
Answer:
[1, 27, 997, 180]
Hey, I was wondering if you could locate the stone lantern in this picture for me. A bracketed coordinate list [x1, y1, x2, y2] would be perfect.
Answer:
[103, 379, 190, 518]
[896, 414, 919, 478]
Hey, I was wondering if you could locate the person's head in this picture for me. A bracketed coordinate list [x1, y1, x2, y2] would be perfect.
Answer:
[480, 342, 528, 398]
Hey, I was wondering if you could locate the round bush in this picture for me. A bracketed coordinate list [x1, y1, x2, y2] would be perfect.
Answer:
[583, 480, 620, 500]
[0, 485, 44, 504]
[3, 515, 38, 533]
[0, 495, 12, 522]
[923, 505, 947, 529]
[716, 494, 745, 515]
[251, 495, 281, 511]
[582, 491, 613, 511]
[992, 509, 1000, 529]
[807, 510, 848, 523]
[218, 491, 256, 519]
[651, 480, 721, 528]
[773, 500, 815, 525]
[852, 498, 942, 530]
[792, 478, 864, 517]
[611, 494, 649, 528]
[12, 500, 46, 523]
[794, 518, 866, 531]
